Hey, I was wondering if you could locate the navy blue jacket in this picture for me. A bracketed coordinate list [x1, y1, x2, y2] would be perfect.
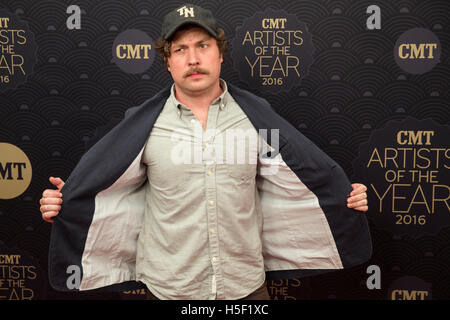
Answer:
[49, 84, 372, 292]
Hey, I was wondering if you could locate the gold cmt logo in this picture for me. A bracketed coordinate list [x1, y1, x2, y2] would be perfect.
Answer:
[0, 143, 32, 199]
[397, 130, 434, 146]
[398, 43, 438, 60]
[394, 28, 440, 74]
[111, 29, 155, 74]
[391, 290, 429, 300]
[115, 44, 152, 60]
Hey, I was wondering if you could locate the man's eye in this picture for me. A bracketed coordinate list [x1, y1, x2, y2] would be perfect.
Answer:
[200, 44, 208, 48]
[175, 48, 184, 53]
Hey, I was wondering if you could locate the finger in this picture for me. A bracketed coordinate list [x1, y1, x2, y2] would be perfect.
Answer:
[350, 183, 367, 196]
[348, 199, 368, 208]
[44, 211, 59, 218]
[40, 204, 61, 213]
[347, 193, 367, 203]
[42, 212, 56, 223]
[49, 177, 65, 191]
[353, 199, 368, 207]
[347, 202, 368, 211]
[42, 189, 63, 198]
[353, 205, 368, 212]
[40, 197, 63, 206]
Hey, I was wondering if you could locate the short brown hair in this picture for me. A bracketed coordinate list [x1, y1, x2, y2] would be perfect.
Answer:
[154, 24, 227, 68]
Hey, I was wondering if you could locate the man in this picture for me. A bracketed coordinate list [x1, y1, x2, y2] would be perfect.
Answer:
[40, 4, 371, 300]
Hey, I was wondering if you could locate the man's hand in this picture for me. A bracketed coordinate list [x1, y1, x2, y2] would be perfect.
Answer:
[40, 177, 65, 223]
[347, 183, 368, 212]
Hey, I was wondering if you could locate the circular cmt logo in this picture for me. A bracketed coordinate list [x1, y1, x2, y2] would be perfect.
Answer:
[0, 10, 37, 92]
[388, 276, 432, 300]
[0, 143, 32, 199]
[112, 29, 155, 74]
[352, 117, 449, 237]
[231, 9, 314, 93]
[394, 28, 441, 75]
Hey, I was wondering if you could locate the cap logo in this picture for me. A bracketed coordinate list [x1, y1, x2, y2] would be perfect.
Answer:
[177, 6, 195, 18]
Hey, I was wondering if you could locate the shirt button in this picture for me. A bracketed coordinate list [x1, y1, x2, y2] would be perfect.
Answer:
[209, 200, 215, 206]
[212, 257, 217, 262]
[204, 142, 209, 148]
[190, 119, 196, 123]
[207, 170, 213, 176]
[210, 228, 215, 233]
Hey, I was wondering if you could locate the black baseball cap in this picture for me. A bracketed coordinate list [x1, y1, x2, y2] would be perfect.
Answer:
[161, 4, 219, 40]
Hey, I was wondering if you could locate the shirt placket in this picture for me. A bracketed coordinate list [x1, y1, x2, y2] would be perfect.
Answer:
[201, 101, 223, 300]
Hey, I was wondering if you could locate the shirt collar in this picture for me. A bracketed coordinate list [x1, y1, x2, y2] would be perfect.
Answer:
[169, 79, 230, 118]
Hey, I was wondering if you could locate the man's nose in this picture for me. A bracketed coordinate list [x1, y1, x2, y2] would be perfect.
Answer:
[187, 49, 200, 66]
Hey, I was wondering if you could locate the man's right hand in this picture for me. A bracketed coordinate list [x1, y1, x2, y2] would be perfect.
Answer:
[40, 177, 65, 223]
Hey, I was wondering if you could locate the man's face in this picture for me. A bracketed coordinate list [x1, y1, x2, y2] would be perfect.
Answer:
[167, 26, 223, 96]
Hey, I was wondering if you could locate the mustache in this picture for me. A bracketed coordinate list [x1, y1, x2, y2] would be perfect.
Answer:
[183, 67, 209, 78]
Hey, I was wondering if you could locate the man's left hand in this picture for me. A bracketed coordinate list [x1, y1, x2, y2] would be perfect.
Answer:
[347, 183, 368, 212]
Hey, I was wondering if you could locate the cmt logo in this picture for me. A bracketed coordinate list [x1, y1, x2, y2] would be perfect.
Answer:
[394, 28, 441, 74]
[115, 44, 152, 60]
[112, 29, 155, 74]
[261, 18, 287, 29]
[396, 130, 434, 146]
[391, 290, 430, 300]
[398, 43, 438, 60]
[0, 143, 32, 199]
[388, 276, 432, 300]
[0, 162, 27, 180]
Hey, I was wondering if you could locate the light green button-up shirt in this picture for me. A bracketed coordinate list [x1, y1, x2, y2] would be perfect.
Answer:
[136, 80, 266, 300]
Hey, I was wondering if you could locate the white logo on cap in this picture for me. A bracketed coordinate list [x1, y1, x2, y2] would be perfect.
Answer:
[177, 6, 195, 18]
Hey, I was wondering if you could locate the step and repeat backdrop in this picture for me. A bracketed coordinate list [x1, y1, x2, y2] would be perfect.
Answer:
[0, 0, 448, 300]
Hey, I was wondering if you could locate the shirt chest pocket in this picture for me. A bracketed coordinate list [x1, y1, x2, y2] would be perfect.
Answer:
[148, 163, 193, 192]
[222, 134, 258, 185]
[144, 131, 196, 193]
